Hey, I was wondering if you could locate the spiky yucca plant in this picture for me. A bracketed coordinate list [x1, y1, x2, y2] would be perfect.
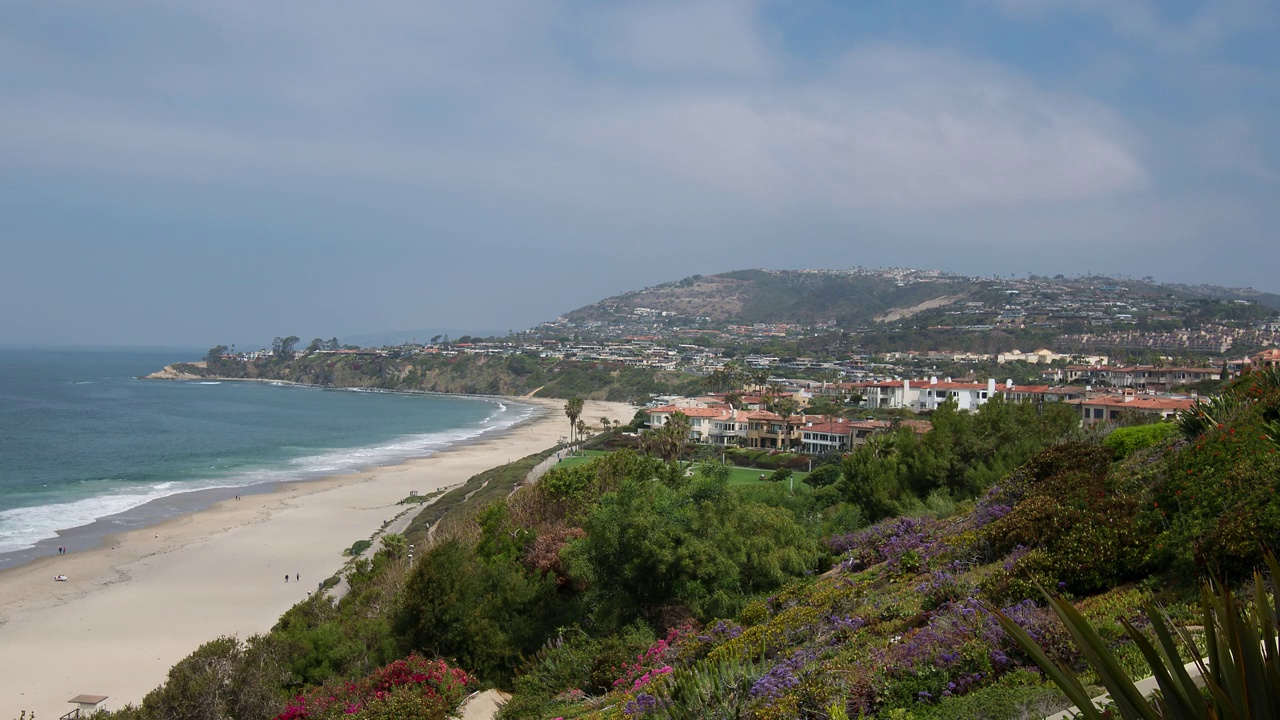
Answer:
[649, 655, 761, 720]
[994, 550, 1280, 719]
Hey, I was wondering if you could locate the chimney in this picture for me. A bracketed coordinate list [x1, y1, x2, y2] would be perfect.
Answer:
[987, 378, 997, 395]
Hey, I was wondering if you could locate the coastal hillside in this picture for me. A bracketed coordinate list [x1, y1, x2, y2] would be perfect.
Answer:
[95, 367, 1280, 720]
[156, 352, 702, 404]
[559, 267, 1280, 331]
[564, 269, 982, 326]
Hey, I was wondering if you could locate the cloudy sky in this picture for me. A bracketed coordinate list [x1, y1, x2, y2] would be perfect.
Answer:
[2, 1, 1277, 348]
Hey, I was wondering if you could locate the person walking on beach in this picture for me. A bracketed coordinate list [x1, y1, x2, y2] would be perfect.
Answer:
[284, 574, 289, 583]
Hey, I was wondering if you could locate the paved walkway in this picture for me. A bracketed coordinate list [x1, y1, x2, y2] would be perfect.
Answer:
[452, 689, 509, 720]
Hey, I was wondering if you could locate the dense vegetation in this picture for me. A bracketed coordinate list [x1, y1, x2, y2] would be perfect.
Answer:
[92, 369, 1280, 720]
[186, 352, 705, 403]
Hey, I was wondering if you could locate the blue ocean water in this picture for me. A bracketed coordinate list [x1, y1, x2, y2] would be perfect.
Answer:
[0, 348, 535, 563]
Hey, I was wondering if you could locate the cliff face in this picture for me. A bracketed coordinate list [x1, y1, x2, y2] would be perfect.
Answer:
[143, 362, 210, 380]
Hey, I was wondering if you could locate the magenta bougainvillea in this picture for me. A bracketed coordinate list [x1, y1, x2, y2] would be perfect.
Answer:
[274, 655, 471, 720]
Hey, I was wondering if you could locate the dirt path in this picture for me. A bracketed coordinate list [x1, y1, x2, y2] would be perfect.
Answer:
[874, 295, 965, 323]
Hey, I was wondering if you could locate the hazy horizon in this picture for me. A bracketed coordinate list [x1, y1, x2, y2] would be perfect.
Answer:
[3, 2, 1278, 347]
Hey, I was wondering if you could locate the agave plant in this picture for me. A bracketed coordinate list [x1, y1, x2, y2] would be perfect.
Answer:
[1263, 419, 1280, 449]
[1175, 394, 1242, 439]
[994, 550, 1280, 719]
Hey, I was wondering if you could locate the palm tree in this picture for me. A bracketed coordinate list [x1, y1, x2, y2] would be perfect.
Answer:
[643, 411, 690, 463]
[752, 370, 771, 393]
[565, 397, 584, 446]
[599, 416, 612, 431]
[380, 533, 407, 560]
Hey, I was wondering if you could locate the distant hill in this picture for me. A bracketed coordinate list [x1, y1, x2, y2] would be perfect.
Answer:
[565, 268, 983, 327]
[561, 268, 1280, 330]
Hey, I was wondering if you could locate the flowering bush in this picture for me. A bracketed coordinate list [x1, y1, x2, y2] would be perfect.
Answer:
[828, 516, 942, 576]
[1155, 413, 1280, 577]
[610, 625, 692, 692]
[273, 655, 471, 720]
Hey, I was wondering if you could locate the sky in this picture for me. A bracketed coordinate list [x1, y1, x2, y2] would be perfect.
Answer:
[2, 1, 1278, 348]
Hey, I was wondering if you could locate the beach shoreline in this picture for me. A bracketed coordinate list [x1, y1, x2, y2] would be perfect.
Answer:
[0, 390, 538, 573]
[0, 397, 634, 717]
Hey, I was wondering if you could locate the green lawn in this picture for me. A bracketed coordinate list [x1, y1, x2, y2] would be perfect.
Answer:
[553, 449, 609, 468]
[718, 464, 808, 486]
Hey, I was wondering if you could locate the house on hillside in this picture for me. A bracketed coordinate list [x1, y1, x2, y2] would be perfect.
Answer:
[1066, 391, 1195, 425]
[916, 378, 997, 412]
[856, 380, 918, 409]
[1253, 348, 1280, 369]
[745, 411, 803, 450]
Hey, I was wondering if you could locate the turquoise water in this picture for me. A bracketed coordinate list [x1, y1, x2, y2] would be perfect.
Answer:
[0, 348, 535, 564]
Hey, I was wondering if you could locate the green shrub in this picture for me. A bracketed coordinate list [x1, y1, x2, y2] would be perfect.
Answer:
[394, 539, 569, 686]
[568, 475, 823, 629]
[980, 443, 1153, 595]
[136, 635, 291, 720]
[1102, 423, 1177, 459]
[911, 669, 1067, 720]
[803, 463, 841, 488]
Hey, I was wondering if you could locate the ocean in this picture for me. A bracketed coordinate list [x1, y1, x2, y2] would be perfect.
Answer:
[0, 348, 537, 570]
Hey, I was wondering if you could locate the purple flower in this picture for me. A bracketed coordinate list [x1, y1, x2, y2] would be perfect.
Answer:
[624, 693, 660, 716]
[750, 650, 815, 700]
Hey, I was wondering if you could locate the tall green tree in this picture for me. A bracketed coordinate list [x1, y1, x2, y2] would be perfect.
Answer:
[564, 397, 584, 445]
[272, 335, 300, 359]
[204, 345, 228, 364]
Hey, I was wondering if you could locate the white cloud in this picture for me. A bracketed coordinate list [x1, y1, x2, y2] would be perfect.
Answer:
[557, 46, 1146, 210]
[0, 3, 1149, 219]
[583, 0, 777, 78]
[992, 0, 1278, 54]
[2, 0, 1274, 297]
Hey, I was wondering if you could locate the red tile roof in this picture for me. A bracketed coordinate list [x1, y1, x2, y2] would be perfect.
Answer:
[1067, 395, 1195, 411]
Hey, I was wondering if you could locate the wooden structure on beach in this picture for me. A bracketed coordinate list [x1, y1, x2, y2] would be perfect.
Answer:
[62, 694, 107, 718]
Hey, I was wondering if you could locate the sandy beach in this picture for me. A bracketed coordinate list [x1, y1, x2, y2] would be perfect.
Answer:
[0, 397, 635, 717]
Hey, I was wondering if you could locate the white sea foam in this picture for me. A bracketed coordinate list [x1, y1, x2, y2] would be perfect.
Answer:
[0, 398, 538, 555]
[198, 381, 222, 385]
[0, 483, 201, 554]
